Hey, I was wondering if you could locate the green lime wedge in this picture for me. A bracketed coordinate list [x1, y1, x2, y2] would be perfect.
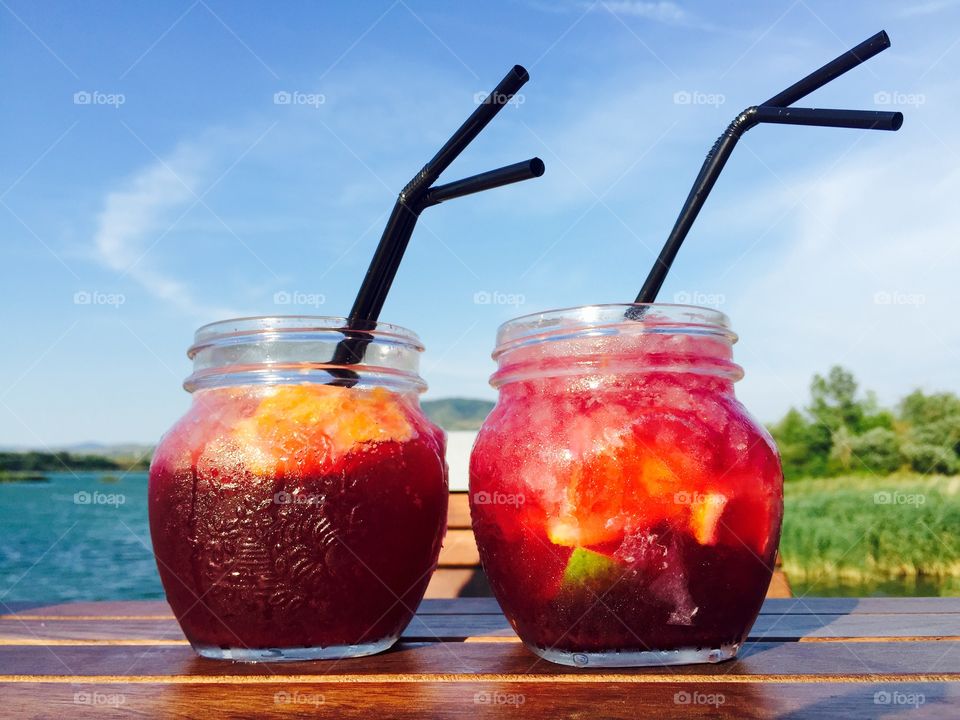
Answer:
[561, 547, 622, 589]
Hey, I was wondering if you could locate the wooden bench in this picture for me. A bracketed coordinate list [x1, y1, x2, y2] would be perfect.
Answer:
[426, 492, 792, 599]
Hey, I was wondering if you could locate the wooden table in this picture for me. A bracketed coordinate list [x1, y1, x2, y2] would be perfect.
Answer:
[1, 597, 958, 718]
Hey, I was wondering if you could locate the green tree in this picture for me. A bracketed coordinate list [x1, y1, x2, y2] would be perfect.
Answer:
[899, 390, 960, 455]
[769, 367, 960, 480]
[809, 366, 864, 433]
[831, 427, 903, 475]
[897, 389, 960, 473]
[769, 408, 830, 479]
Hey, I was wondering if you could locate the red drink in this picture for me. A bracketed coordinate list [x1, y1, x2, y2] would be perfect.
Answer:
[470, 305, 783, 667]
[149, 318, 447, 661]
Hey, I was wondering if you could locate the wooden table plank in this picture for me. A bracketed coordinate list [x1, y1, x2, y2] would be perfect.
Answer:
[413, 611, 960, 643]
[4, 612, 958, 644]
[0, 681, 954, 719]
[1, 598, 502, 619]
[2, 597, 959, 718]
[437, 529, 480, 567]
[424, 569, 479, 599]
[2, 641, 958, 680]
[761, 597, 960, 615]
[447, 492, 472, 529]
[5, 596, 960, 620]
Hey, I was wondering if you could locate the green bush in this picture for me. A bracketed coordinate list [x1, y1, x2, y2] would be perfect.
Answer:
[903, 443, 958, 475]
[837, 427, 903, 475]
[770, 367, 960, 479]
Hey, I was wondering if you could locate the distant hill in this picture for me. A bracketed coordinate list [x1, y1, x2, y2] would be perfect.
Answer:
[422, 398, 495, 431]
[0, 450, 150, 473]
[56, 443, 154, 459]
[0, 443, 154, 459]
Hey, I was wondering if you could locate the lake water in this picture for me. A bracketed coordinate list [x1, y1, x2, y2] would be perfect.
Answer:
[1, 473, 957, 602]
[0, 472, 163, 603]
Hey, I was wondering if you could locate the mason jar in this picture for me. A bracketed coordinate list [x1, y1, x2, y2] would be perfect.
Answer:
[470, 304, 783, 667]
[149, 316, 448, 661]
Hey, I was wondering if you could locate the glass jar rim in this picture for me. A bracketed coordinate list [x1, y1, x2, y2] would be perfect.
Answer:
[189, 315, 424, 358]
[184, 316, 427, 393]
[494, 303, 736, 357]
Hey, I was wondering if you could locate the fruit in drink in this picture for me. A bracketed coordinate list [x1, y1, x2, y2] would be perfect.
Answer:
[149, 383, 447, 652]
[471, 328, 783, 658]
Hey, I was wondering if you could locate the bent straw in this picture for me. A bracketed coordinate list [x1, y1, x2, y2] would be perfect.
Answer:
[423, 158, 545, 207]
[348, 65, 530, 328]
[352, 156, 544, 322]
[752, 106, 903, 131]
[328, 66, 539, 383]
[634, 31, 898, 307]
[764, 31, 890, 107]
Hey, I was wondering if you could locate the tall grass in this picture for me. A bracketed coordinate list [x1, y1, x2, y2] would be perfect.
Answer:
[780, 474, 960, 581]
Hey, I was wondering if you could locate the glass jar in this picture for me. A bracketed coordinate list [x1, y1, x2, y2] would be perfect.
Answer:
[149, 317, 448, 661]
[470, 304, 783, 667]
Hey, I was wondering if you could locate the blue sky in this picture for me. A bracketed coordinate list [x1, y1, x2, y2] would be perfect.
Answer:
[1, 0, 958, 445]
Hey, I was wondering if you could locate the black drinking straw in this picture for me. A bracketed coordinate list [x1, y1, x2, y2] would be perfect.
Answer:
[423, 158, 545, 207]
[328, 66, 540, 383]
[634, 31, 900, 307]
[763, 31, 890, 107]
[752, 106, 903, 131]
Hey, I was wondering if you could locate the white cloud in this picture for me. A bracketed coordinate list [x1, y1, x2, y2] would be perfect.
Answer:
[92, 140, 240, 318]
[729, 131, 960, 421]
[586, 0, 721, 31]
[898, 0, 960, 18]
[532, 0, 714, 29]
[599, 1, 690, 24]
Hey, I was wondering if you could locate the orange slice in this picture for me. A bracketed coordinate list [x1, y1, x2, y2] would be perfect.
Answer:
[232, 384, 413, 476]
[689, 493, 728, 545]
